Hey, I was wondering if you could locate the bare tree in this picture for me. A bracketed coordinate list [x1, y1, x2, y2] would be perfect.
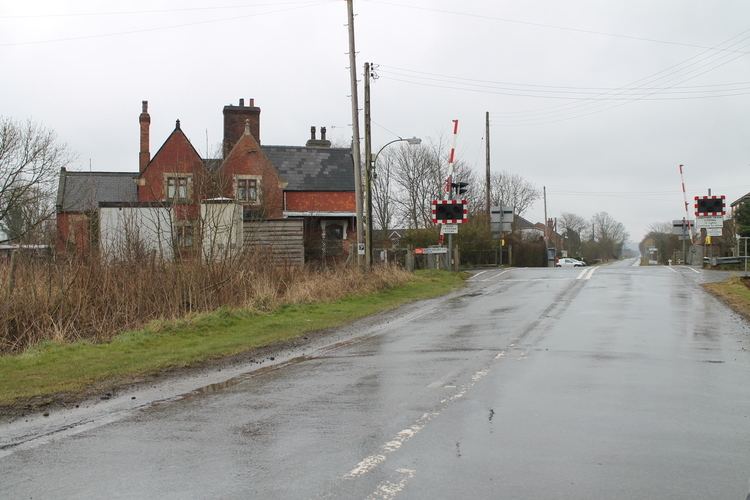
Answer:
[389, 142, 440, 229]
[590, 211, 629, 259]
[558, 212, 588, 236]
[0, 117, 72, 243]
[558, 212, 588, 256]
[371, 151, 395, 233]
[648, 221, 673, 234]
[489, 171, 541, 216]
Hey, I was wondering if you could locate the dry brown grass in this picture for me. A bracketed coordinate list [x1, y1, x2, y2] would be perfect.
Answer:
[0, 253, 411, 353]
[703, 277, 750, 322]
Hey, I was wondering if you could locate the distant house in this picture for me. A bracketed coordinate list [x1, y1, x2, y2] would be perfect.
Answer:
[515, 215, 544, 239]
[533, 219, 564, 250]
[731, 192, 750, 213]
[373, 229, 407, 249]
[56, 99, 355, 262]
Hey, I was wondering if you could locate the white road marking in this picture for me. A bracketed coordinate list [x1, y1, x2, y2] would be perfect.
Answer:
[502, 278, 576, 282]
[688, 267, 702, 274]
[366, 468, 416, 500]
[467, 270, 488, 281]
[576, 267, 598, 280]
[490, 269, 510, 280]
[631, 258, 641, 267]
[666, 266, 677, 273]
[345, 351, 507, 480]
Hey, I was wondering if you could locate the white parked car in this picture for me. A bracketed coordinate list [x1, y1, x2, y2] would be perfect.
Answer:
[556, 257, 587, 268]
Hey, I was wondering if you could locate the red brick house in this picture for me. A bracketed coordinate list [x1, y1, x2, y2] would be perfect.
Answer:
[56, 99, 356, 261]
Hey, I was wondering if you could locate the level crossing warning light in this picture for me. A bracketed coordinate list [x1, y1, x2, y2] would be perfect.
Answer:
[431, 199, 468, 224]
[694, 195, 726, 216]
[451, 182, 469, 197]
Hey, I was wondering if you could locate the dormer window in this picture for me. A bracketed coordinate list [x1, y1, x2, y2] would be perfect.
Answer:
[235, 175, 261, 204]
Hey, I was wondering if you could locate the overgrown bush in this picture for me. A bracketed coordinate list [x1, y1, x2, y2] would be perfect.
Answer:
[0, 253, 410, 353]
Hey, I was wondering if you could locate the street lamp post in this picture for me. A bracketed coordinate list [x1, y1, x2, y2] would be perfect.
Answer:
[366, 136, 421, 266]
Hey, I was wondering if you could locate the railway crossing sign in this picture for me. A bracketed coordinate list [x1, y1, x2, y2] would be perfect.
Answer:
[694, 195, 726, 217]
[432, 199, 468, 224]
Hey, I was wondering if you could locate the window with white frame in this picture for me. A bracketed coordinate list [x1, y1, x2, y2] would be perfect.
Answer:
[166, 175, 190, 202]
[235, 176, 260, 204]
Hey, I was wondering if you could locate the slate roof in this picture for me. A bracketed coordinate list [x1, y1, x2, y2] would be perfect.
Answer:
[56, 169, 138, 212]
[261, 146, 354, 191]
[515, 215, 540, 231]
[731, 192, 750, 207]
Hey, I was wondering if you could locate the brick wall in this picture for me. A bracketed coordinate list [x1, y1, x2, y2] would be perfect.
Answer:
[219, 131, 283, 219]
[138, 127, 205, 206]
[285, 191, 355, 213]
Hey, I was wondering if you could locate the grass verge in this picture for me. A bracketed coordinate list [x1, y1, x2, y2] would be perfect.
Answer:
[0, 270, 463, 410]
[703, 277, 750, 321]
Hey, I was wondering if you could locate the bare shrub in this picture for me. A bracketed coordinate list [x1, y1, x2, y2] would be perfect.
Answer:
[0, 253, 411, 353]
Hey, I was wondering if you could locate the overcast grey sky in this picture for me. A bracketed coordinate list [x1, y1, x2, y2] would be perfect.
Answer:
[2, 0, 749, 241]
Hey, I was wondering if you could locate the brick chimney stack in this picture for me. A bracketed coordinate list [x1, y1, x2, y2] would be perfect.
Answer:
[223, 98, 260, 158]
[139, 100, 150, 172]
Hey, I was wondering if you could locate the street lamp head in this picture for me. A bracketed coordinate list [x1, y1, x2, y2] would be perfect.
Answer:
[406, 137, 421, 145]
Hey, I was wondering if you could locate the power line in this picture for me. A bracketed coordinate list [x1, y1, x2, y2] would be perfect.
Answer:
[380, 75, 750, 101]
[375, 28, 750, 125]
[0, 1, 328, 46]
[489, 30, 750, 123]
[378, 64, 750, 92]
[377, 71, 750, 98]
[0, 1, 321, 19]
[364, 0, 750, 55]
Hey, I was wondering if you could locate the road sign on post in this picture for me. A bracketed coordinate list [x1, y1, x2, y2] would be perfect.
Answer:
[414, 247, 448, 255]
[441, 224, 458, 235]
[695, 215, 723, 229]
[672, 219, 694, 234]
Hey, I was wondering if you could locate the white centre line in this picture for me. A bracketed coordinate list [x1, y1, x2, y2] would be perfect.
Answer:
[344, 355, 502, 480]
[467, 270, 488, 281]
[366, 468, 416, 500]
[490, 269, 510, 280]
[576, 267, 598, 280]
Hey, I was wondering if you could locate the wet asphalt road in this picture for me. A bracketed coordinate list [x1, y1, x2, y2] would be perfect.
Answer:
[2, 260, 750, 499]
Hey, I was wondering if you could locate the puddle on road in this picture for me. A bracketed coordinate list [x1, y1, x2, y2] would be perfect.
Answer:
[702, 359, 725, 364]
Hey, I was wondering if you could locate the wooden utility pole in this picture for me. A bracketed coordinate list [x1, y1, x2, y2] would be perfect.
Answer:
[485, 111, 491, 224]
[543, 186, 548, 241]
[346, 0, 364, 266]
[364, 62, 373, 268]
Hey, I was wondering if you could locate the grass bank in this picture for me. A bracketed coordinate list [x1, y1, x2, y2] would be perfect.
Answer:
[0, 270, 464, 409]
[704, 277, 750, 321]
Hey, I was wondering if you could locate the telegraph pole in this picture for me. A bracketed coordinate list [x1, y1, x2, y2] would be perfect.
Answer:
[543, 185, 548, 240]
[485, 111, 491, 225]
[364, 62, 373, 268]
[346, 0, 364, 266]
